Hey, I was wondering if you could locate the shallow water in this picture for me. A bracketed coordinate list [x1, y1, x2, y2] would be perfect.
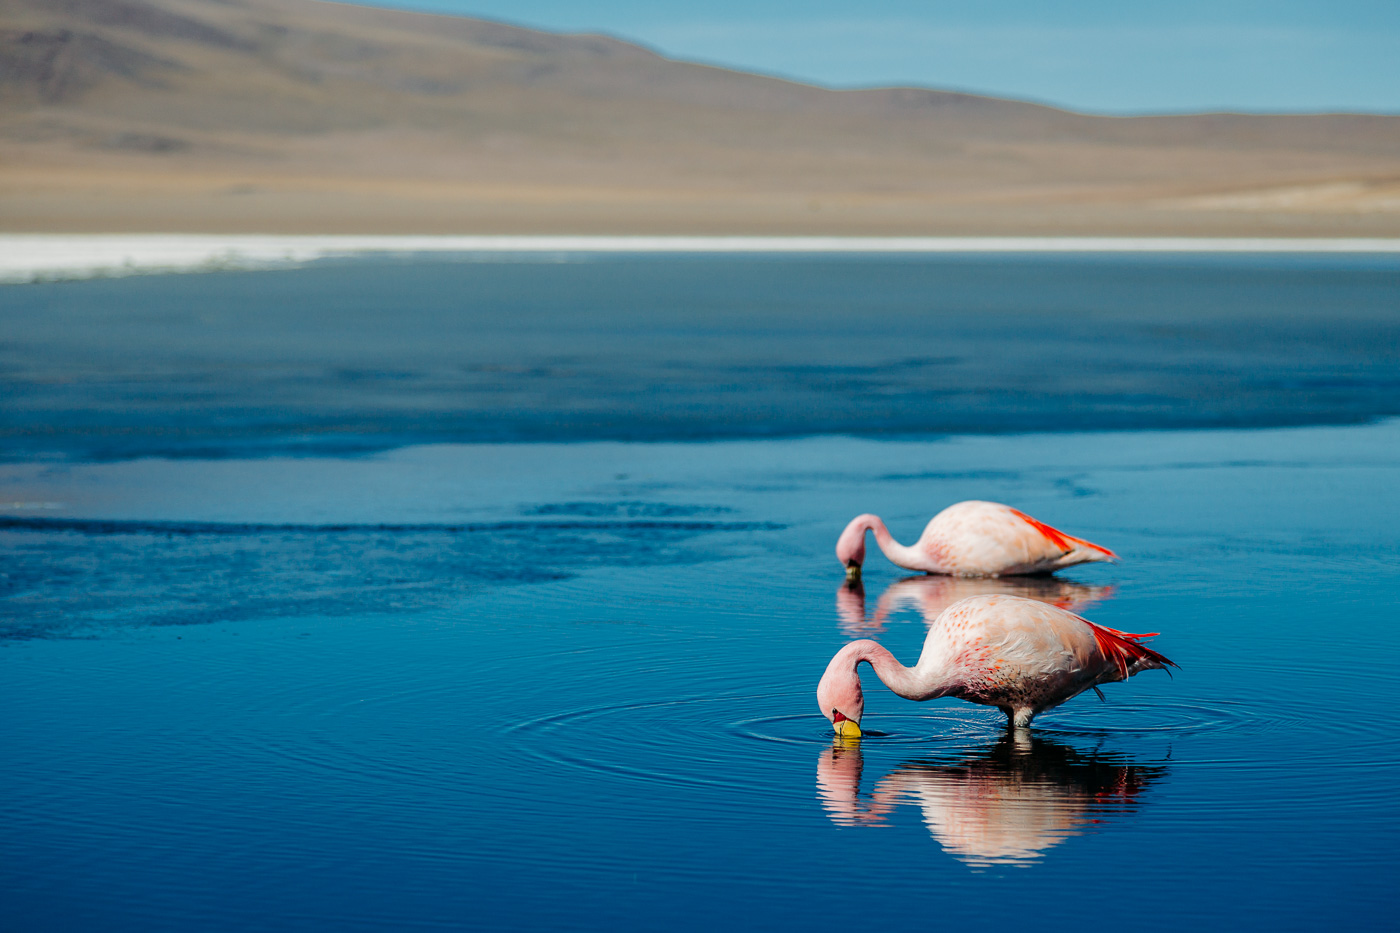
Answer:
[2, 255, 1399, 931]
[4, 424, 1399, 930]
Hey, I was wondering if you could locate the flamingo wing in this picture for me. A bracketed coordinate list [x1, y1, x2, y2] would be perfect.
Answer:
[1007, 507, 1119, 561]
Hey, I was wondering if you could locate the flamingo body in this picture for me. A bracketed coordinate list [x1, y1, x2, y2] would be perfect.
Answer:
[836, 500, 1117, 578]
[817, 594, 1174, 730]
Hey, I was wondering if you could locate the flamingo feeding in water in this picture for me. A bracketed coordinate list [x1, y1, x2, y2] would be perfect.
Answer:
[817, 594, 1175, 733]
[836, 500, 1118, 580]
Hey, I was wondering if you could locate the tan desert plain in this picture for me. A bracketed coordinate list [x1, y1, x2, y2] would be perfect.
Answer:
[4, 0, 1400, 236]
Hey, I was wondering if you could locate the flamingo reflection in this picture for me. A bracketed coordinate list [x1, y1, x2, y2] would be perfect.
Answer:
[836, 574, 1115, 637]
[816, 734, 1167, 867]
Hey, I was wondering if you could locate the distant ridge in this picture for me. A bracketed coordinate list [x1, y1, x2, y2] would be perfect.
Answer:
[2, 0, 1399, 234]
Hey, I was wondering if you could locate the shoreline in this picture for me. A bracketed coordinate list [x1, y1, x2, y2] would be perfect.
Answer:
[4, 234, 1400, 283]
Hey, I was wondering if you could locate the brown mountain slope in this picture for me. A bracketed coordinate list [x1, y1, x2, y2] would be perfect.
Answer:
[3, 0, 1399, 234]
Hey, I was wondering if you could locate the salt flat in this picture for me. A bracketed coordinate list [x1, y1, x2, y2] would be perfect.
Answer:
[5, 234, 1400, 282]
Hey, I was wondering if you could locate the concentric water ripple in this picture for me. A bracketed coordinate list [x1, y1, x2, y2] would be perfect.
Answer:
[1033, 699, 1261, 738]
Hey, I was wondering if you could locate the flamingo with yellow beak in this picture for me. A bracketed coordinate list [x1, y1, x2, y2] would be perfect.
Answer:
[817, 594, 1174, 733]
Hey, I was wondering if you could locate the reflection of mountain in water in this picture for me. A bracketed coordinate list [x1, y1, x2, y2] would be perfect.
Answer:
[816, 735, 1168, 867]
[836, 575, 1115, 637]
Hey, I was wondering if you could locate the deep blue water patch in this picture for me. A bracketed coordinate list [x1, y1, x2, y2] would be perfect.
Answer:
[2, 425, 1399, 930]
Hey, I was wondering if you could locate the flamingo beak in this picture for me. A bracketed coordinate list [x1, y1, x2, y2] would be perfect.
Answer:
[832, 709, 862, 738]
[844, 562, 861, 583]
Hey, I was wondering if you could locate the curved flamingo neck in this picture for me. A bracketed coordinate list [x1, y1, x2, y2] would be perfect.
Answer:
[862, 516, 934, 572]
[844, 640, 949, 702]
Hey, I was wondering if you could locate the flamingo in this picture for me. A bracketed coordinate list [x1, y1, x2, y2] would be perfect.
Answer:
[817, 594, 1175, 733]
[836, 500, 1118, 580]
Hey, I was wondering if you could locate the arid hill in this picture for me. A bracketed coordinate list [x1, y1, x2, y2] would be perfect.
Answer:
[3, 0, 1399, 234]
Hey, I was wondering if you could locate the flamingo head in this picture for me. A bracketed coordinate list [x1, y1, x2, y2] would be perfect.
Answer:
[836, 515, 875, 579]
[817, 644, 866, 737]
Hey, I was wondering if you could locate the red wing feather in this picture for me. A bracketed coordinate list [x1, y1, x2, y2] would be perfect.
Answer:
[1009, 508, 1119, 559]
[1078, 617, 1178, 679]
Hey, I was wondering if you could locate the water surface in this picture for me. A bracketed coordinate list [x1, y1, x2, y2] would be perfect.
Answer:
[2, 254, 1398, 931]
[4, 253, 1400, 459]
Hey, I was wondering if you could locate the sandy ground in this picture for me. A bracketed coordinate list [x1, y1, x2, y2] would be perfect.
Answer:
[5, 160, 1400, 237]
[5, 0, 1400, 237]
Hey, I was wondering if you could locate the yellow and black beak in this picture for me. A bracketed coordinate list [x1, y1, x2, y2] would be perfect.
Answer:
[832, 709, 862, 738]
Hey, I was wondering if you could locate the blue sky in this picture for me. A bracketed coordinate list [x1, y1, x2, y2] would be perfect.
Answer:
[346, 0, 1400, 114]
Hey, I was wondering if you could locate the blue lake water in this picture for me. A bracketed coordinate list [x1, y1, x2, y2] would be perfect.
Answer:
[2, 254, 1399, 931]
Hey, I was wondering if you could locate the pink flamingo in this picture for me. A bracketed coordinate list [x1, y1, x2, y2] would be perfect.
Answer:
[817, 594, 1175, 733]
[836, 500, 1118, 580]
